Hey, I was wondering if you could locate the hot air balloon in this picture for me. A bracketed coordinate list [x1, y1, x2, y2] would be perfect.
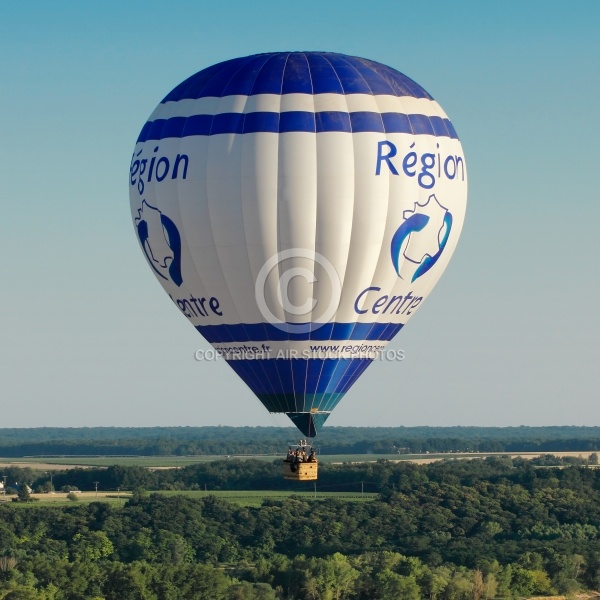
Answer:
[129, 52, 467, 448]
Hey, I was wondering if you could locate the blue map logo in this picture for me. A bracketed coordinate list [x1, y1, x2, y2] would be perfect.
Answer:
[390, 195, 453, 283]
[135, 200, 183, 287]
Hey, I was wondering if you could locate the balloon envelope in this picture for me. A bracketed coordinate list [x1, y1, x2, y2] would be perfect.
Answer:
[129, 52, 467, 436]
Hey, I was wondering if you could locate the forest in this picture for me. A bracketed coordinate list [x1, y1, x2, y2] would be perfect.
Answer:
[1, 456, 600, 598]
[0, 426, 599, 457]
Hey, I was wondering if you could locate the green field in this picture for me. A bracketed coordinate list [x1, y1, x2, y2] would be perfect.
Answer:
[0, 454, 399, 468]
[2, 490, 377, 508]
[2, 456, 237, 468]
[157, 490, 378, 506]
[0, 452, 464, 468]
[1, 493, 129, 507]
[3, 450, 582, 470]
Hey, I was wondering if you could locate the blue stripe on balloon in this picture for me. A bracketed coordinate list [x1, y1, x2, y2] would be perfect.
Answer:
[315, 111, 351, 133]
[430, 116, 452, 137]
[381, 112, 411, 133]
[161, 117, 187, 138]
[182, 114, 213, 136]
[161, 52, 433, 102]
[445, 120, 459, 139]
[137, 112, 459, 142]
[408, 114, 435, 135]
[196, 322, 403, 343]
[279, 111, 315, 133]
[227, 358, 374, 401]
[350, 112, 384, 133]
[244, 112, 279, 133]
[148, 119, 172, 140]
[211, 113, 245, 135]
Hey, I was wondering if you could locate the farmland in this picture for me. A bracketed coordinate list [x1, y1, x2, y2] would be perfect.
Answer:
[2, 489, 378, 508]
[1, 450, 598, 470]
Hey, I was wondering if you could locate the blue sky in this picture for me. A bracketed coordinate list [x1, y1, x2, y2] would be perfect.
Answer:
[1, 1, 599, 428]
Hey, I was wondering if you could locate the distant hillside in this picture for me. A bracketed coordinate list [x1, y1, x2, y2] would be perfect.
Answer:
[0, 426, 599, 457]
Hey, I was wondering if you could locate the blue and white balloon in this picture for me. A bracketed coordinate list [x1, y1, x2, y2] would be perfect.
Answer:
[129, 52, 467, 436]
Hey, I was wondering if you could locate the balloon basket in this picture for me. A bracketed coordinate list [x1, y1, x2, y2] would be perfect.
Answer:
[283, 461, 318, 481]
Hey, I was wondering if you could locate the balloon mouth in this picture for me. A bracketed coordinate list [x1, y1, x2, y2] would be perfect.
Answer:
[286, 412, 331, 438]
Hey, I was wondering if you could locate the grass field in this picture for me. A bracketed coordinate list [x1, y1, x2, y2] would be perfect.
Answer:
[0, 456, 232, 469]
[1, 451, 596, 471]
[0, 492, 129, 507]
[1, 490, 378, 508]
[156, 490, 378, 506]
[0, 454, 404, 469]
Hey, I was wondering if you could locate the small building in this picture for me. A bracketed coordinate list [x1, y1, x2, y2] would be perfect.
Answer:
[14, 483, 33, 493]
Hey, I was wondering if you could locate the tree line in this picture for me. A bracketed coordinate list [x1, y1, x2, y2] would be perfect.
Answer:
[0, 426, 599, 457]
[2, 457, 600, 597]
[2, 453, 599, 495]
